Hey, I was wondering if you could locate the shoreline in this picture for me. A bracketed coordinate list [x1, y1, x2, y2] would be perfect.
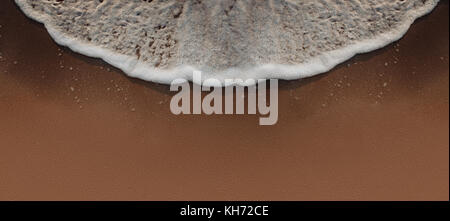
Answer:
[15, 0, 440, 86]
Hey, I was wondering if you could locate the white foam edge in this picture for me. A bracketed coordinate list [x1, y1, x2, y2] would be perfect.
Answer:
[15, 0, 440, 87]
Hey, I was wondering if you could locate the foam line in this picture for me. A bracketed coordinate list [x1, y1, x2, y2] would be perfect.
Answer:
[15, 0, 440, 87]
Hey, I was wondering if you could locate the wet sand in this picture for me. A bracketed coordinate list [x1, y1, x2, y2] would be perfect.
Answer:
[0, 0, 448, 201]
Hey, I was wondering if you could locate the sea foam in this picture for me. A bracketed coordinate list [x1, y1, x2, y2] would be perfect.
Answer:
[15, 0, 440, 86]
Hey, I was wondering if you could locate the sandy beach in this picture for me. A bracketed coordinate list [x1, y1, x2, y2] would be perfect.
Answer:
[0, 0, 448, 200]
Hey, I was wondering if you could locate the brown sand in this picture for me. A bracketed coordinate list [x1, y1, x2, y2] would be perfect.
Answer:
[0, 0, 448, 201]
